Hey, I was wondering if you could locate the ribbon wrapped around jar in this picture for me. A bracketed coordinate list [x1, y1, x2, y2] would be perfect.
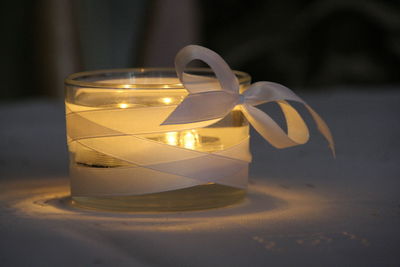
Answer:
[65, 45, 334, 211]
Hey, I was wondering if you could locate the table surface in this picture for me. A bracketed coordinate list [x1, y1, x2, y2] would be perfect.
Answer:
[0, 89, 399, 267]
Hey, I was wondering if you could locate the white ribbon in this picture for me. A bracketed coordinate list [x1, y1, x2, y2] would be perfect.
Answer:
[67, 45, 334, 197]
[66, 101, 250, 197]
[163, 45, 335, 155]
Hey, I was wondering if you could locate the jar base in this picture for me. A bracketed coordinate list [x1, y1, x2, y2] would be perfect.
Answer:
[71, 183, 246, 212]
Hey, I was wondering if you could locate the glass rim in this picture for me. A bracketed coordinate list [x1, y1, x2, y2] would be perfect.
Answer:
[64, 68, 251, 89]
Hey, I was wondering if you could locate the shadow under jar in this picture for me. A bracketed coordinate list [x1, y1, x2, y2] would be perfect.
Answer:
[65, 68, 251, 212]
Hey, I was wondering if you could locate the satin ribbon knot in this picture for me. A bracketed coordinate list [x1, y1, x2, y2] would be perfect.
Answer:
[162, 45, 335, 156]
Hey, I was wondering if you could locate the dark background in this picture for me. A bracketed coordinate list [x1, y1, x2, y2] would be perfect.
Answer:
[0, 2, 399, 265]
[0, 0, 399, 100]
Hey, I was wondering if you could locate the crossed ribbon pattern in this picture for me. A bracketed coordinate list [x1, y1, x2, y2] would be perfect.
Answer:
[66, 45, 334, 197]
[163, 45, 335, 155]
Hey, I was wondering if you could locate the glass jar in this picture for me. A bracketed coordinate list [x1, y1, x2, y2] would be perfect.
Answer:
[64, 68, 251, 211]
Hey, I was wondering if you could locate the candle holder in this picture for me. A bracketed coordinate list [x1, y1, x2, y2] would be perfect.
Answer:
[65, 68, 252, 211]
[65, 45, 334, 212]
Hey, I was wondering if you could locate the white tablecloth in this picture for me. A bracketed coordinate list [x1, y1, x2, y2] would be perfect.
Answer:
[1, 89, 399, 266]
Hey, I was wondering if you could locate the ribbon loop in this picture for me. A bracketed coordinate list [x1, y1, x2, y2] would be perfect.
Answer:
[163, 45, 335, 156]
[175, 45, 240, 94]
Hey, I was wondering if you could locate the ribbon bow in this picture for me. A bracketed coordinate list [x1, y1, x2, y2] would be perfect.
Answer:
[162, 45, 335, 156]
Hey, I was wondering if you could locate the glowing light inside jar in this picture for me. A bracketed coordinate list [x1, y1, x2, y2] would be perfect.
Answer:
[161, 97, 172, 104]
[182, 131, 199, 150]
[118, 103, 129, 109]
[165, 132, 178, 146]
[162, 130, 200, 150]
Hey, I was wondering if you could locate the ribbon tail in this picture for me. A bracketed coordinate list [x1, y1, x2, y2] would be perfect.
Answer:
[244, 81, 335, 156]
[241, 103, 309, 149]
[304, 105, 336, 157]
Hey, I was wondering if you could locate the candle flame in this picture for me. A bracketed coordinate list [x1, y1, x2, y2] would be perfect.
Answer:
[118, 103, 129, 109]
[161, 97, 172, 104]
[164, 130, 200, 149]
[182, 131, 198, 150]
[165, 132, 178, 146]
